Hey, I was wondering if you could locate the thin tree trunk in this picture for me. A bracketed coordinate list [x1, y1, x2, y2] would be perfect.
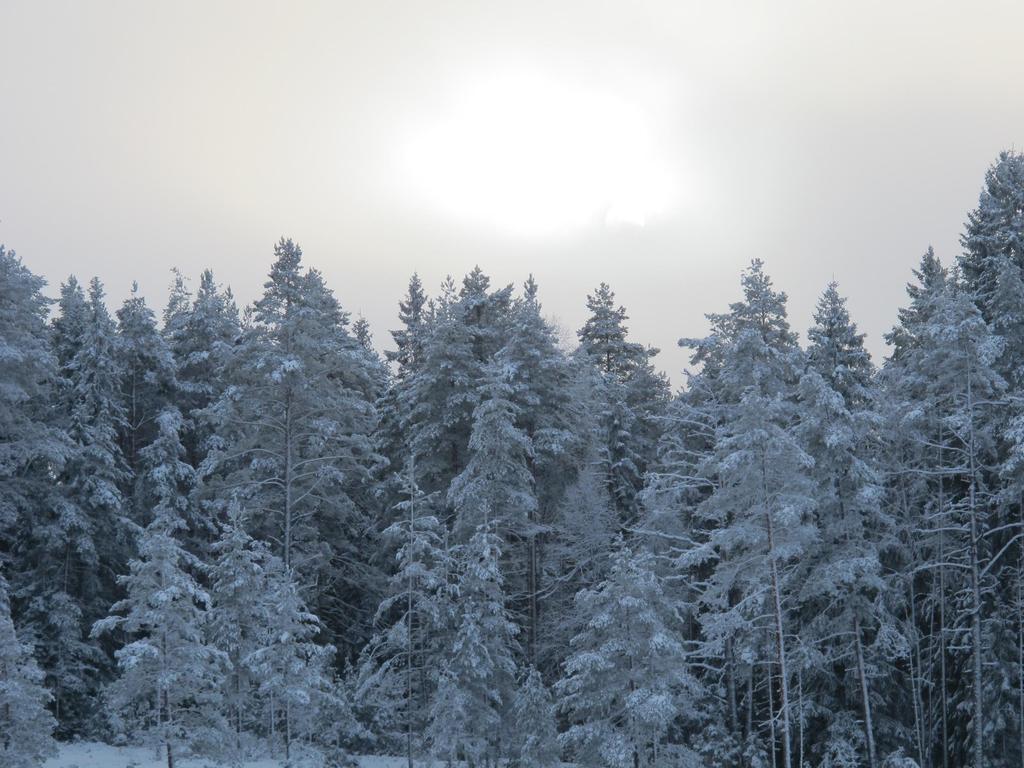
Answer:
[797, 665, 804, 768]
[1018, 496, 1024, 768]
[766, 516, 792, 768]
[938, 435, 949, 768]
[766, 661, 777, 768]
[407, 456, 416, 768]
[854, 615, 878, 768]
[967, 364, 985, 768]
[727, 637, 739, 738]
[283, 394, 293, 569]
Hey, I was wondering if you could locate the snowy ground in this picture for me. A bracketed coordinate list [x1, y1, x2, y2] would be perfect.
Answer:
[45, 742, 414, 768]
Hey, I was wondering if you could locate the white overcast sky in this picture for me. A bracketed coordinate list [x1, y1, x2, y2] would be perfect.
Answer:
[2, 1, 1023, 384]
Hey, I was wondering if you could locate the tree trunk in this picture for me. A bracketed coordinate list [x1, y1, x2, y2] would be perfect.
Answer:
[854, 615, 878, 768]
[967, 365, 985, 768]
[766, 661, 777, 768]
[766, 514, 792, 768]
[283, 393, 293, 570]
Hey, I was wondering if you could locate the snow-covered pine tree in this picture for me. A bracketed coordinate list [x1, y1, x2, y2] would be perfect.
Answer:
[666, 260, 815, 768]
[116, 283, 176, 498]
[796, 282, 889, 768]
[0, 245, 70, 536]
[960, 150, 1024, 334]
[385, 272, 429, 377]
[51, 275, 89, 371]
[577, 283, 647, 378]
[356, 457, 449, 764]
[0, 571, 57, 768]
[511, 666, 560, 768]
[399, 270, 512, 501]
[245, 556, 335, 763]
[93, 407, 226, 767]
[577, 282, 669, 522]
[352, 314, 391, 400]
[162, 268, 240, 469]
[498, 276, 579, 666]
[17, 276, 129, 735]
[448, 361, 536, 543]
[207, 500, 274, 757]
[202, 238, 383, 650]
[427, 519, 519, 767]
[556, 543, 698, 768]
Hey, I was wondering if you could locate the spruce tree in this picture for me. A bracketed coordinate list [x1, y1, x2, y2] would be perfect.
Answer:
[356, 459, 449, 763]
[116, 283, 176, 492]
[427, 521, 518, 767]
[556, 544, 697, 768]
[203, 238, 383, 647]
[93, 408, 226, 767]
[0, 572, 57, 768]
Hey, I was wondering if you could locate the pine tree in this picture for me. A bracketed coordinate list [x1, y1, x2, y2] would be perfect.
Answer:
[386, 272, 428, 377]
[17, 276, 128, 735]
[93, 408, 226, 767]
[206, 502, 272, 757]
[399, 276, 480, 497]
[556, 544, 697, 768]
[577, 283, 646, 378]
[960, 149, 1024, 328]
[356, 458, 449, 764]
[511, 666, 560, 768]
[498, 277, 579, 666]
[116, 283, 176, 492]
[245, 557, 335, 762]
[162, 268, 240, 469]
[797, 282, 888, 768]
[427, 521, 518, 767]
[657, 261, 814, 768]
[448, 362, 536, 543]
[0, 245, 69, 540]
[0, 571, 57, 768]
[577, 283, 669, 521]
[203, 238, 383, 648]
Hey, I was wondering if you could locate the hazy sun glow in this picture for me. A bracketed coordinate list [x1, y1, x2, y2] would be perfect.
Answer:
[402, 70, 676, 235]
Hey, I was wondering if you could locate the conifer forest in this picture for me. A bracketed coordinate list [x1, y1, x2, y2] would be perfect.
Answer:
[6, 150, 1024, 768]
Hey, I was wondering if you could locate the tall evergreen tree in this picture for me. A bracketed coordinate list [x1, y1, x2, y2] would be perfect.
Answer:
[0, 571, 57, 768]
[203, 238, 383, 649]
[116, 283, 176, 488]
[556, 544, 698, 768]
[93, 408, 226, 767]
[427, 521, 518, 767]
[0, 245, 69, 541]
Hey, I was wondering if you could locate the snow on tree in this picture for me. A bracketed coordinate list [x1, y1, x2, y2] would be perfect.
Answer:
[206, 500, 274, 756]
[0, 570, 57, 768]
[13, 275, 129, 735]
[161, 268, 240, 469]
[960, 149, 1024, 328]
[245, 556, 336, 763]
[0, 246, 70, 534]
[202, 238, 383, 647]
[556, 543, 698, 768]
[427, 520, 518, 767]
[496, 277, 579, 666]
[448, 362, 536, 543]
[93, 407, 227, 767]
[356, 458, 450, 763]
[511, 666, 560, 768]
[577, 282, 669, 521]
[116, 283, 176, 493]
[577, 282, 647, 378]
[659, 260, 815, 768]
[796, 281, 889, 768]
[386, 272, 429, 377]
